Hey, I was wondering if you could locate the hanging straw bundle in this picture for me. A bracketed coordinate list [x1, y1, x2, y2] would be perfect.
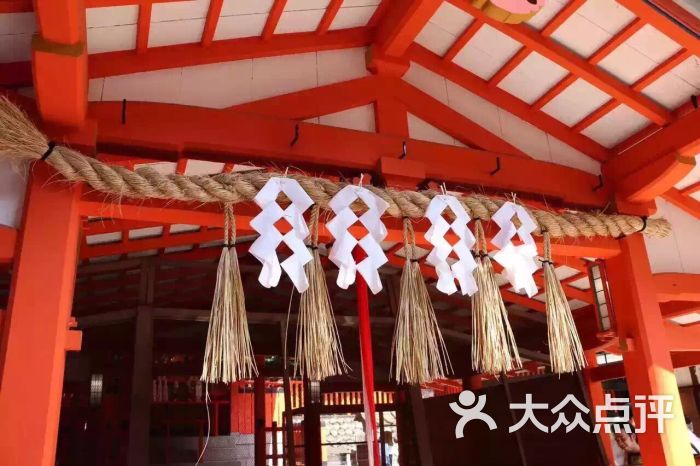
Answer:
[471, 220, 522, 375]
[391, 218, 452, 385]
[201, 204, 257, 384]
[295, 205, 349, 381]
[542, 231, 587, 373]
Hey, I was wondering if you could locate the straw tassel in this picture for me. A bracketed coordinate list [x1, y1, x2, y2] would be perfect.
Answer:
[471, 220, 522, 375]
[391, 218, 452, 385]
[295, 205, 349, 381]
[542, 231, 587, 373]
[201, 204, 258, 384]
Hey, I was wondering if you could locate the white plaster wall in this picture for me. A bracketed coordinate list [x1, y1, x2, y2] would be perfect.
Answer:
[645, 197, 700, 274]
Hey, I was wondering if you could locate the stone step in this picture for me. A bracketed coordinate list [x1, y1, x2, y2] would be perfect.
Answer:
[153, 434, 255, 449]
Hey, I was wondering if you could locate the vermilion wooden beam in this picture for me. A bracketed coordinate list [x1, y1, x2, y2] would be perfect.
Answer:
[410, 44, 610, 161]
[201, 0, 223, 47]
[393, 78, 529, 157]
[604, 108, 700, 202]
[451, 0, 672, 125]
[663, 188, 700, 221]
[664, 321, 700, 351]
[0, 28, 373, 87]
[616, 0, 700, 57]
[317, 0, 343, 35]
[230, 76, 379, 120]
[136, 2, 152, 52]
[373, 0, 442, 57]
[86, 99, 613, 207]
[374, 77, 410, 137]
[31, 0, 88, 127]
[613, 151, 695, 203]
[655, 273, 700, 303]
[660, 301, 700, 320]
[263, 0, 287, 40]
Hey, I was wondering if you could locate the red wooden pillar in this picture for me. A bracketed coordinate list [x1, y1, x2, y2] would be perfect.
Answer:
[303, 378, 322, 466]
[0, 164, 82, 466]
[254, 376, 266, 466]
[355, 254, 381, 466]
[606, 234, 695, 466]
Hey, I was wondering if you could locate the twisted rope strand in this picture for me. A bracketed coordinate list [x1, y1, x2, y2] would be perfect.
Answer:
[0, 96, 670, 239]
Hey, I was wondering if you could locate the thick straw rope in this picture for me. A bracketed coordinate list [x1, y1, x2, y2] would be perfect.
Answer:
[0, 97, 670, 239]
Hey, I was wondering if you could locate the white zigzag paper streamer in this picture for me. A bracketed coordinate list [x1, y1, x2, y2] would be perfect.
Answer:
[424, 195, 478, 296]
[491, 202, 539, 298]
[327, 185, 390, 294]
[249, 177, 314, 292]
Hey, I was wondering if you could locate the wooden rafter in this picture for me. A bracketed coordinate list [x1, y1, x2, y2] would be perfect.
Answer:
[0, 28, 373, 87]
[373, 0, 443, 57]
[201, 0, 223, 47]
[263, 0, 287, 40]
[317, 0, 343, 35]
[443, 19, 482, 62]
[136, 2, 151, 52]
[449, 0, 672, 125]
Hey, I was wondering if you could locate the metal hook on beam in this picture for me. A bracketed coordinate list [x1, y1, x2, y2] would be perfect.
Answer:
[489, 156, 501, 176]
[592, 174, 604, 192]
[121, 99, 127, 125]
[290, 123, 300, 147]
[399, 141, 407, 159]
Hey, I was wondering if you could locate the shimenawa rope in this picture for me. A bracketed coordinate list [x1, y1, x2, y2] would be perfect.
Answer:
[0, 97, 670, 240]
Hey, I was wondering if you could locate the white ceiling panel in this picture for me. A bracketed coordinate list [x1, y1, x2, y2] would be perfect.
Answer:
[625, 24, 682, 63]
[643, 68, 700, 110]
[670, 55, 700, 88]
[550, 13, 613, 58]
[526, 0, 566, 30]
[598, 44, 658, 85]
[285, 0, 331, 10]
[408, 113, 457, 146]
[151, 0, 210, 22]
[451, 25, 521, 80]
[87, 24, 137, 54]
[415, 21, 459, 56]
[547, 136, 601, 175]
[582, 104, 650, 148]
[220, 0, 274, 15]
[317, 47, 370, 86]
[250, 52, 318, 100]
[497, 52, 569, 104]
[330, 5, 378, 30]
[319, 104, 375, 132]
[214, 13, 267, 40]
[86, 6, 138, 28]
[179, 60, 254, 108]
[445, 79, 501, 136]
[276, 9, 325, 33]
[404, 62, 449, 104]
[427, 1, 473, 36]
[102, 68, 183, 104]
[542, 78, 612, 126]
[149, 18, 206, 47]
[575, 0, 635, 34]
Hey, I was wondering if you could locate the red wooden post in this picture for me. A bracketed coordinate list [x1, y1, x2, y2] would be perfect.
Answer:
[355, 249, 381, 466]
[0, 164, 82, 466]
[254, 376, 266, 466]
[606, 234, 695, 466]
